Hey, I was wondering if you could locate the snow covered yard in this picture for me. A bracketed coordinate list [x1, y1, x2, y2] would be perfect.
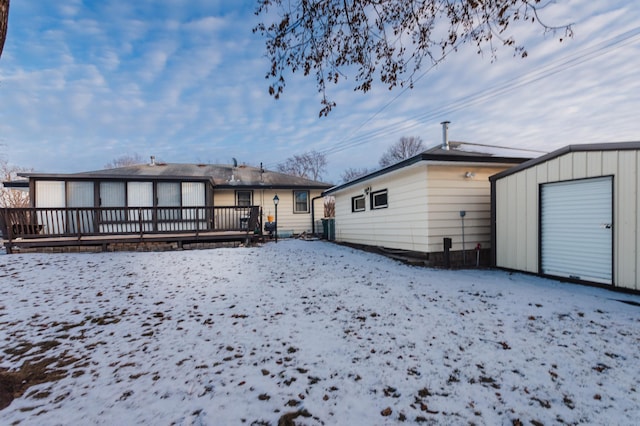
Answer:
[1, 240, 639, 425]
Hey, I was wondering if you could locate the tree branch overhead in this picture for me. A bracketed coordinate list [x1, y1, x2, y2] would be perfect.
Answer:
[255, 0, 573, 116]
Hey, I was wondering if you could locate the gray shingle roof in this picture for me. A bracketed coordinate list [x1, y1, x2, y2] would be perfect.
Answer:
[19, 163, 333, 189]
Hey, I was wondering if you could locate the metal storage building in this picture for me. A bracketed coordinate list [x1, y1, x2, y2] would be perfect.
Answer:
[490, 142, 640, 292]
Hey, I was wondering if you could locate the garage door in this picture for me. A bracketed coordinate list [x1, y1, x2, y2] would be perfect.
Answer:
[541, 176, 613, 284]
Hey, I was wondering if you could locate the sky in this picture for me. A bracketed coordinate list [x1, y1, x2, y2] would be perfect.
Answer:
[2, 240, 639, 424]
[0, 0, 639, 183]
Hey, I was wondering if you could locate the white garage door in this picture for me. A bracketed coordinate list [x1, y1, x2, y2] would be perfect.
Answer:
[541, 176, 613, 284]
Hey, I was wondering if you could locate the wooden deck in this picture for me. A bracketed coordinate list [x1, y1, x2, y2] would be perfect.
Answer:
[1, 206, 263, 253]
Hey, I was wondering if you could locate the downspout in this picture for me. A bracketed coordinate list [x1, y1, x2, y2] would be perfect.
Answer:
[311, 194, 324, 236]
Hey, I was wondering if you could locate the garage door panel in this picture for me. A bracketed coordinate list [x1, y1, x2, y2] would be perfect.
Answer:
[541, 177, 612, 284]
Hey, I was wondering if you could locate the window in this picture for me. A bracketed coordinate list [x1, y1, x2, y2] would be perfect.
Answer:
[236, 190, 253, 206]
[371, 189, 388, 209]
[158, 182, 181, 220]
[293, 190, 309, 213]
[352, 195, 365, 212]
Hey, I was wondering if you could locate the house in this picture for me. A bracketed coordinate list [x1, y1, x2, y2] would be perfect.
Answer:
[490, 141, 640, 292]
[323, 128, 529, 265]
[0, 159, 332, 253]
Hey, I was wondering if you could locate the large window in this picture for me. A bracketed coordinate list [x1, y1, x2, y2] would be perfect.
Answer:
[293, 190, 309, 213]
[236, 190, 253, 206]
[158, 182, 181, 220]
[370, 189, 388, 209]
[352, 195, 365, 212]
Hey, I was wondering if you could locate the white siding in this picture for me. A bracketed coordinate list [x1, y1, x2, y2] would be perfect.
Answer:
[333, 164, 430, 252]
[215, 188, 325, 235]
[333, 163, 514, 253]
[494, 149, 640, 291]
[425, 165, 509, 253]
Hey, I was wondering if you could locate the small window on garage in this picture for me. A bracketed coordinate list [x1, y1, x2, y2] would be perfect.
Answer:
[370, 189, 388, 209]
[293, 190, 309, 213]
[236, 190, 253, 206]
[352, 195, 365, 212]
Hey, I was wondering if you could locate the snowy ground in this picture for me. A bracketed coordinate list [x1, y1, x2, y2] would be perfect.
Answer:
[1, 240, 639, 425]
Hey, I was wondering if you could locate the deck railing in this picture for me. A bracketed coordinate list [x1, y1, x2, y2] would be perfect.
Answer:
[0, 206, 261, 241]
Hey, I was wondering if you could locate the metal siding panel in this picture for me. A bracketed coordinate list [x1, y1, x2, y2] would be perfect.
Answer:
[586, 151, 603, 177]
[526, 168, 538, 272]
[573, 152, 587, 179]
[617, 152, 637, 289]
[495, 180, 509, 267]
[515, 172, 527, 270]
[637, 151, 640, 290]
[541, 177, 613, 284]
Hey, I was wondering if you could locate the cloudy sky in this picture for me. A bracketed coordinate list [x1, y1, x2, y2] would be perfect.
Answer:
[1, 0, 639, 183]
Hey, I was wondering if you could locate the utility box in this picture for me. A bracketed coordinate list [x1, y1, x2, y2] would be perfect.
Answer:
[321, 218, 335, 241]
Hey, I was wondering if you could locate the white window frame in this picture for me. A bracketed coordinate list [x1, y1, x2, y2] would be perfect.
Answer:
[371, 189, 388, 209]
[352, 195, 365, 212]
[293, 190, 310, 214]
[235, 190, 253, 206]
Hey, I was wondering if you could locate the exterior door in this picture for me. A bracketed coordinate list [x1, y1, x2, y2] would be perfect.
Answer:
[540, 176, 613, 284]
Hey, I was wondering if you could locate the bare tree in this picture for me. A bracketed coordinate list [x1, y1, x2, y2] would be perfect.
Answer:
[341, 167, 372, 183]
[277, 150, 327, 181]
[0, 159, 31, 208]
[379, 136, 425, 167]
[255, 0, 572, 116]
[324, 196, 335, 218]
[0, 0, 8, 59]
[104, 153, 144, 169]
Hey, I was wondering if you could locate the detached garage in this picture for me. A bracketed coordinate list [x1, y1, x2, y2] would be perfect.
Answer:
[490, 142, 640, 292]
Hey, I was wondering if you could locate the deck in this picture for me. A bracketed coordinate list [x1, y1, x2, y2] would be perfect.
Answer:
[0, 206, 263, 253]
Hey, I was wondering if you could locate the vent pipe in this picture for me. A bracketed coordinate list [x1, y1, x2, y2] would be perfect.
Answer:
[440, 121, 450, 150]
[150, 155, 156, 166]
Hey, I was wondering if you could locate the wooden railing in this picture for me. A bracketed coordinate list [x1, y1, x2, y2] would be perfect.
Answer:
[0, 206, 261, 241]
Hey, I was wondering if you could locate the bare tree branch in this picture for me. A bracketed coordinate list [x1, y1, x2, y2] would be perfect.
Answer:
[0, 0, 9, 59]
[104, 153, 145, 169]
[379, 136, 425, 167]
[0, 159, 31, 208]
[341, 167, 372, 183]
[276, 150, 328, 181]
[255, 0, 573, 116]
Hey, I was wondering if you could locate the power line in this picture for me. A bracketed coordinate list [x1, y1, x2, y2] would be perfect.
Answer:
[265, 26, 640, 168]
[319, 26, 640, 157]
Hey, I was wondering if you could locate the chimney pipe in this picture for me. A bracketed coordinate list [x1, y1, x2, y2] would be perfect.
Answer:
[150, 155, 156, 166]
[441, 121, 450, 151]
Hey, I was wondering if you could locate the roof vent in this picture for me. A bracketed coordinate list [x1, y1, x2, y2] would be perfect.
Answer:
[440, 121, 450, 151]
[150, 155, 156, 166]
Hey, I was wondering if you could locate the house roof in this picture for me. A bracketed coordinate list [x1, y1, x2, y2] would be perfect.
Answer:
[323, 141, 531, 196]
[18, 163, 333, 190]
[1, 179, 29, 189]
[489, 141, 640, 182]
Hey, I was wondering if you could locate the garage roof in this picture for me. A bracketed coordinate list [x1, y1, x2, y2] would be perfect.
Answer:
[490, 141, 640, 182]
